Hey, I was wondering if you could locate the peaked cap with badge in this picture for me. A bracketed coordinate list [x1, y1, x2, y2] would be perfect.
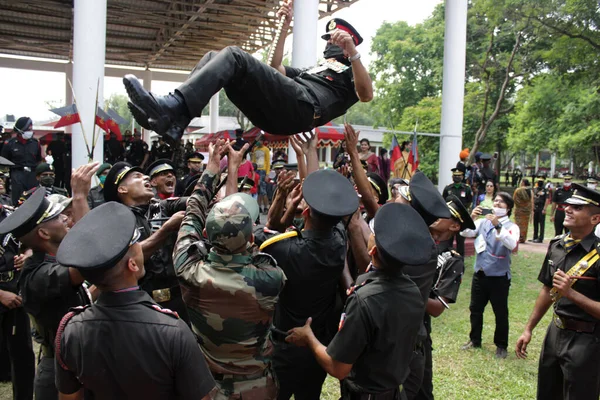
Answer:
[57, 202, 141, 272]
[398, 171, 452, 226]
[565, 183, 600, 207]
[373, 203, 435, 267]
[145, 159, 175, 179]
[446, 194, 476, 230]
[366, 172, 388, 205]
[238, 177, 255, 191]
[186, 152, 204, 163]
[104, 162, 143, 202]
[0, 188, 64, 238]
[323, 18, 363, 46]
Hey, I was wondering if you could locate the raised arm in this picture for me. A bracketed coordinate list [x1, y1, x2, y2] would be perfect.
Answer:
[345, 123, 378, 218]
[270, 0, 293, 76]
[70, 162, 100, 224]
[329, 29, 373, 102]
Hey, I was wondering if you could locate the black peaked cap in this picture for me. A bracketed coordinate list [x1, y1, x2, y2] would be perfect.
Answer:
[104, 162, 142, 202]
[0, 188, 64, 238]
[303, 169, 359, 218]
[446, 194, 476, 230]
[145, 159, 175, 178]
[374, 203, 435, 267]
[409, 171, 451, 226]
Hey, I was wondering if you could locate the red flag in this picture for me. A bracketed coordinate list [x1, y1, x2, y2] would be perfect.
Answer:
[50, 104, 80, 128]
[390, 135, 402, 167]
[407, 130, 419, 171]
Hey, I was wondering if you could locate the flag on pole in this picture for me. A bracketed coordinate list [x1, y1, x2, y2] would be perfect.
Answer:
[107, 108, 128, 125]
[390, 134, 402, 170]
[407, 129, 419, 171]
[50, 104, 80, 128]
[98, 108, 123, 139]
[95, 107, 110, 132]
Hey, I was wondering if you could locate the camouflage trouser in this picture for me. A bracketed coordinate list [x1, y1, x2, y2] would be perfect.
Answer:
[212, 369, 278, 400]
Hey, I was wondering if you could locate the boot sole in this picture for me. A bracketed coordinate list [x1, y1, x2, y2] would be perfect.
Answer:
[123, 75, 171, 134]
[127, 102, 152, 130]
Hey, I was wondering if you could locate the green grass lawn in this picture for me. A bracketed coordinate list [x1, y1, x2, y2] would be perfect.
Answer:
[0, 252, 550, 400]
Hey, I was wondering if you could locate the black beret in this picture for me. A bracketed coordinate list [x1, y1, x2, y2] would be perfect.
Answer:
[399, 171, 451, 226]
[186, 152, 205, 162]
[323, 18, 363, 46]
[57, 202, 141, 271]
[303, 169, 359, 218]
[35, 163, 54, 176]
[145, 159, 174, 178]
[103, 162, 142, 202]
[446, 194, 476, 230]
[566, 183, 600, 207]
[0, 188, 64, 238]
[366, 172, 388, 205]
[374, 203, 435, 267]
[13, 117, 32, 133]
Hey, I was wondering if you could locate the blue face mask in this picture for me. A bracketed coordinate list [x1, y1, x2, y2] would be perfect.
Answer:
[99, 175, 107, 185]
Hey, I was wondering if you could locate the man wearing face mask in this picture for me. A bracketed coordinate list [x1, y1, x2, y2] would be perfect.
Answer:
[87, 163, 111, 209]
[121, 0, 372, 144]
[551, 173, 574, 236]
[1, 117, 42, 205]
[19, 163, 69, 205]
[443, 168, 473, 255]
[460, 192, 519, 359]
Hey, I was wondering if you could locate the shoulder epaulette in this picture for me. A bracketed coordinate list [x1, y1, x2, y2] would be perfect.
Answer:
[259, 230, 298, 251]
[55, 305, 90, 371]
[145, 303, 180, 319]
[252, 251, 278, 267]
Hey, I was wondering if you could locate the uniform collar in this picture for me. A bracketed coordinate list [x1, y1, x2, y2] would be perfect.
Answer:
[207, 251, 252, 266]
[96, 289, 152, 307]
[302, 229, 334, 240]
[562, 231, 597, 252]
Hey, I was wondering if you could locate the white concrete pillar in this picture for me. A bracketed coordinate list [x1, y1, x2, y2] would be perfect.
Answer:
[143, 69, 153, 147]
[535, 152, 540, 174]
[64, 62, 73, 136]
[209, 93, 219, 133]
[289, 0, 319, 164]
[589, 161, 594, 176]
[326, 146, 332, 167]
[71, 0, 106, 167]
[437, 0, 468, 191]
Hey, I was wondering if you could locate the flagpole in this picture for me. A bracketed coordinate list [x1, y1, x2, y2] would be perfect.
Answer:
[67, 78, 92, 160]
[90, 79, 100, 162]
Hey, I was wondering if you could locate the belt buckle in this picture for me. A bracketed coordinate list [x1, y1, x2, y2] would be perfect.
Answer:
[0, 271, 14, 283]
[24, 167, 31, 172]
[553, 313, 565, 330]
[152, 288, 171, 303]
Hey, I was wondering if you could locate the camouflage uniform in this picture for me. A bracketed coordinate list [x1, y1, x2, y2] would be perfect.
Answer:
[173, 170, 286, 400]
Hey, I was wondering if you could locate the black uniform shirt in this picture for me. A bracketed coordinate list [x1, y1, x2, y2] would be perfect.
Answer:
[327, 268, 424, 393]
[0, 209, 20, 314]
[47, 140, 66, 162]
[0, 137, 41, 167]
[431, 241, 465, 304]
[552, 186, 573, 206]
[55, 290, 215, 399]
[534, 186, 548, 210]
[285, 65, 359, 125]
[261, 225, 347, 342]
[404, 250, 438, 307]
[477, 166, 497, 193]
[20, 252, 90, 348]
[538, 232, 600, 322]
[174, 172, 199, 197]
[442, 183, 473, 207]
[127, 140, 149, 166]
[87, 185, 105, 209]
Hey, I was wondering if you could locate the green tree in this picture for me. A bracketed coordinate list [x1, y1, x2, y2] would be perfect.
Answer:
[104, 94, 136, 133]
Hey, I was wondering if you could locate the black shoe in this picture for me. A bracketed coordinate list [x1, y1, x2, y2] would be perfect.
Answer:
[461, 341, 481, 350]
[123, 75, 191, 143]
[495, 347, 508, 359]
[528, 238, 537, 242]
[532, 238, 543, 243]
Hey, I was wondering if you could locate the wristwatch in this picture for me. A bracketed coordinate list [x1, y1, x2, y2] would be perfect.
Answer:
[495, 222, 503, 230]
[348, 52, 361, 62]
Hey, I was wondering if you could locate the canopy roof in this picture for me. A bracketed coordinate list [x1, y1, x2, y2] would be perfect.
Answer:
[0, 0, 358, 71]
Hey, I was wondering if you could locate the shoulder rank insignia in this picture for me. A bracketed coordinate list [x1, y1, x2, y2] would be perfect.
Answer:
[150, 304, 180, 319]
[259, 230, 298, 251]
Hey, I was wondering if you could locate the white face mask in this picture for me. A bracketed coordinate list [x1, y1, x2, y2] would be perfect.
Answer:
[588, 183, 597, 190]
[563, 181, 572, 188]
[21, 130, 34, 140]
[493, 207, 507, 217]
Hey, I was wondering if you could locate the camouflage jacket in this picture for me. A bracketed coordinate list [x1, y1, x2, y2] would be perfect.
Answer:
[173, 169, 286, 375]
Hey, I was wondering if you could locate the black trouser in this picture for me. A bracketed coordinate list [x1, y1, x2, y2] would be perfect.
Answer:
[533, 208, 545, 240]
[537, 322, 600, 400]
[554, 209, 566, 236]
[177, 46, 317, 135]
[9, 169, 37, 206]
[0, 307, 35, 400]
[404, 346, 425, 400]
[413, 334, 434, 400]
[469, 272, 510, 349]
[34, 356, 57, 400]
[53, 163, 65, 189]
[273, 342, 327, 400]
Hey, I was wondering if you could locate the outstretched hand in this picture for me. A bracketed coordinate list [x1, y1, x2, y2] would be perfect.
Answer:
[227, 142, 251, 169]
[208, 139, 227, 172]
[343, 123, 359, 153]
[71, 162, 100, 197]
[285, 317, 314, 347]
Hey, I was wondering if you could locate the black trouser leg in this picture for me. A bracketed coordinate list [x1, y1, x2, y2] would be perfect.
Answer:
[454, 233, 465, 256]
[177, 46, 315, 135]
[537, 324, 564, 400]
[273, 343, 327, 400]
[413, 334, 434, 400]
[469, 273, 489, 346]
[10, 170, 36, 206]
[1, 308, 35, 400]
[488, 276, 510, 349]
[554, 210, 566, 236]
[34, 356, 57, 400]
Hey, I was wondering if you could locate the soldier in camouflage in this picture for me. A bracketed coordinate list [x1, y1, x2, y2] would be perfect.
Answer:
[174, 139, 286, 400]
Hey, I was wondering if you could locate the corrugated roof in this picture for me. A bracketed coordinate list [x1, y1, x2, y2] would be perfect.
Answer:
[0, 0, 358, 70]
